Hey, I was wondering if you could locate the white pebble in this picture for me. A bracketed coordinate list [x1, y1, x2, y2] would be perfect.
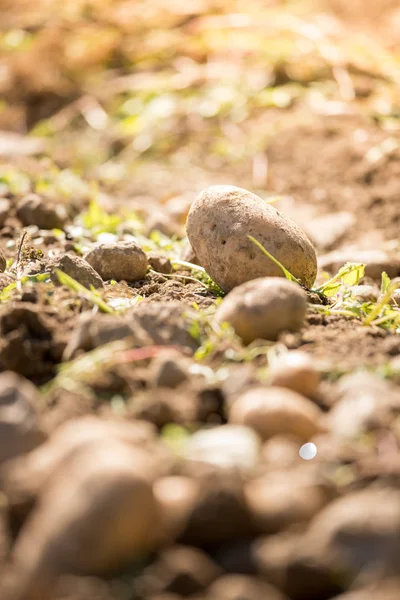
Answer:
[299, 442, 317, 460]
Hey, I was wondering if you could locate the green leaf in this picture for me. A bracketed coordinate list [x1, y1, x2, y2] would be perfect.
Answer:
[316, 263, 365, 296]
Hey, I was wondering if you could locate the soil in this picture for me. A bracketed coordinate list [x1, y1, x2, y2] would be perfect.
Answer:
[1, 1, 400, 599]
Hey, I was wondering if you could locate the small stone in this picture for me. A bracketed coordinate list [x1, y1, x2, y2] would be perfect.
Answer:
[299, 442, 317, 460]
[148, 252, 173, 274]
[50, 254, 103, 289]
[0, 198, 11, 227]
[0, 371, 46, 465]
[214, 278, 307, 344]
[84, 241, 148, 282]
[16, 194, 68, 230]
[319, 249, 400, 280]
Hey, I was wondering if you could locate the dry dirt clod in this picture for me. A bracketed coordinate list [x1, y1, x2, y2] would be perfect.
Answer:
[11, 442, 160, 600]
[229, 386, 323, 441]
[49, 254, 103, 289]
[186, 185, 317, 292]
[16, 194, 68, 230]
[147, 252, 173, 274]
[214, 277, 307, 344]
[84, 241, 148, 282]
[267, 351, 321, 399]
[151, 351, 190, 388]
[0, 371, 46, 466]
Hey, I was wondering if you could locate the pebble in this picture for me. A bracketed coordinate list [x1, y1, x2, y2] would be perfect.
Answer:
[84, 241, 148, 282]
[16, 194, 68, 230]
[50, 254, 103, 289]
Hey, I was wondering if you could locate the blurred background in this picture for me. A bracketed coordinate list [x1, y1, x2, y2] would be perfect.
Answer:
[0, 0, 399, 244]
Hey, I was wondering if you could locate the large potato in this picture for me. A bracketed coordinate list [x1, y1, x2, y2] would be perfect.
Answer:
[11, 442, 160, 600]
[214, 277, 307, 344]
[186, 185, 317, 292]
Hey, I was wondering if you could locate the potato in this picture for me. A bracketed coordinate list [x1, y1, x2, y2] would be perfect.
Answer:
[229, 386, 323, 440]
[11, 442, 160, 600]
[1, 417, 158, 519]
[214, 277, 307, 344]
[186, 185, 317, 292]
[244, 470, 330, 534]
[268, 351, 320, 399]
[153, 476, 200, 544]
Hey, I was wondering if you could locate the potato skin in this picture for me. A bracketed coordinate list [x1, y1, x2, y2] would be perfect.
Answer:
[229, 386, 323, 441]
[214, 277, 307, 344]
[12, 443, 160, 600]
[186, 185, 317, 292]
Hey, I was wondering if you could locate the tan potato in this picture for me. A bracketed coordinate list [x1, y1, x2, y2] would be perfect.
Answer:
[11, 442, 160, 600]
[214, 277, 307, 344]
[229, 386, 323, 441]
[268, 351, 320, 398]
[1, 417, 159, 520]
[244, 470, 330, 534]
[186, 185, 317, 292]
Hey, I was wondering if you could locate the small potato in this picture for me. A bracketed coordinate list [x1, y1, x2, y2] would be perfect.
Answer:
[268, 351, 320, 399]
[186, 185, 317, 292]
[12, 442, 160, 600]
[153, 476, 200, 544]
[229, 386, 323, 441]
[244, 471, 330, 534]
[214, 277, 307, 344]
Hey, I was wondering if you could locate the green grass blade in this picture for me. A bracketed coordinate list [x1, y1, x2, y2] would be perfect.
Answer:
[248, 235, 299, 283]
[55, 269, 115, 313]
